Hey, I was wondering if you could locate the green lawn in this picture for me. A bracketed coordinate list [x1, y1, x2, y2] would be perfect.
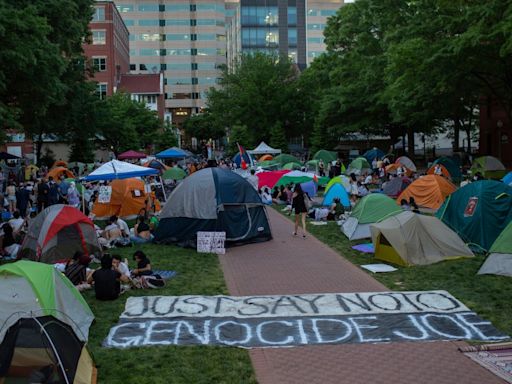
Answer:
[275, 208, 512, 337]
[83, 244, 256, 384]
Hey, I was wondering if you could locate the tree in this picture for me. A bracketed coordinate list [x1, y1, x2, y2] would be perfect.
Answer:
[183, 111, 226, 142]
[154, 124, 178, 153]
[227, 124, 251, 155]
[270, 121, 288, 152]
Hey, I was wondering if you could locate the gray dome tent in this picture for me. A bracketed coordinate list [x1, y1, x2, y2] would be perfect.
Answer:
[154, 167, 272, 247]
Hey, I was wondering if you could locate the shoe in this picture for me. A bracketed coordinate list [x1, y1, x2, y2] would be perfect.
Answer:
[302, 234, 307, 239]
[292, 232, 297, 236]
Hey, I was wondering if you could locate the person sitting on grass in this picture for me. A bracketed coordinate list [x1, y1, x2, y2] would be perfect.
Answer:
[112, 254, 131, 282]
[130, 215, 153, 244]
[87, 255, 121, 301]
[65, 251, 90, 286]
[0, 223, 20, 259]
[131, 250, 152, 277]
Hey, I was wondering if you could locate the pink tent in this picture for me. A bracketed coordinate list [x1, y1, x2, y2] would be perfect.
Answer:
[257, 170, 290, 189]
[117, 150, 147, 160]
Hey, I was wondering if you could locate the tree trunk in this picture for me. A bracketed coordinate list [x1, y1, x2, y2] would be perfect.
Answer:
[453, 117, 460, 152]
[407, 126, 415, 159]
[35, 130, 44, 167]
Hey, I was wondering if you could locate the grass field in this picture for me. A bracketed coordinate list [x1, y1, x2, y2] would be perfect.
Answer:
[82, 244, 256, 384]
[276, 208, 512, 337]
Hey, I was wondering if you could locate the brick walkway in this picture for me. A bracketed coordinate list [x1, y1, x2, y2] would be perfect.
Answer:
[219, 208, 504, 384]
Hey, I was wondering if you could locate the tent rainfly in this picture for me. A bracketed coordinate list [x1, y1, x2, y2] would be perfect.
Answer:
[82, 159, 159, 181]
[248, 141, 282, 155]
[478, 221, 512, 277]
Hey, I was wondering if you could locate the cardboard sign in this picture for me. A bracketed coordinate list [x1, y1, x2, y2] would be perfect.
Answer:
[464, 197, 478, 217]
[98, 186, 112, 203]
[197, 231, 226, 254]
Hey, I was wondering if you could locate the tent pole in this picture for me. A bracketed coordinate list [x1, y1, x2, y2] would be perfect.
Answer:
[81, 181, 86, 215]
[160, 176, 167, 202]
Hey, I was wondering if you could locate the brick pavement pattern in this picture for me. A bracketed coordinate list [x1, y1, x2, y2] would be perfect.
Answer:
[219, 208, 504, 384]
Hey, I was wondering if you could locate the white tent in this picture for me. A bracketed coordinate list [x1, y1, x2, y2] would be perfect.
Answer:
[83, 159, 159, 181]
[248, 141, 282, 155]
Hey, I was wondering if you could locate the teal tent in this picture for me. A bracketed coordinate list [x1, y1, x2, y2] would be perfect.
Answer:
[433, 157, 462, 182]
[436, 180, 512, 251]
[154, 168, 272, 248]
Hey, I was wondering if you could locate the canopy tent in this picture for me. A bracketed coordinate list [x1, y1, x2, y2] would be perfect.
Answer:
[312, 150, 337, 164]
[257, 170, 290, 189]
[383, 176, 411, 197]
[273, 154, 300, 166]
[395, 156, 417, 172]
[342, 194, 402, 240]
[325, 175, 351, 193]
[154, 168, 272, 247]
[248, 141, 281, 155]
[322, 183, 350, 207]
[162, 167, 187, 181]
[282, 161, 302, 170]
[478, 221, 512, 277]
[371, 211, 474, 266]
[427, 164, 452, 179]
[363, 148, 385, 162]
[0, 152, 19, 160]
[118, 150, 147, 160]
[274, 170, 329, 187]
[503, 171, 512, 186]
[0, 260, 94, 344]
[83, 159, 158, 181]
[92, 178, 148, 220]
[19, 205, 100, 264]
[346, 157, 372, 176]
[142, 159, 168, 175]
[156, 147, 188, 159]
[397, 175, 457, 210]
[471, 156, 506, 179]
[436, 180, 512, 251]
[47, 167, 74, 180]
[433, 157, 461, 182]
[258, 154, 274, 162]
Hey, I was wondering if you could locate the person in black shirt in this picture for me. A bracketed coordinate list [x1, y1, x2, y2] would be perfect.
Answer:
[130, 215, 153, 244]
[87, 255, 121, 300]
[132, 250, 152, 277]
[290, 183, 308, 239]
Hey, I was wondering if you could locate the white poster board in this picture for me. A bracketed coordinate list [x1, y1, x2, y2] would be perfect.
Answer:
[197, 231, 226, 255]
[98, 186, 112, 203]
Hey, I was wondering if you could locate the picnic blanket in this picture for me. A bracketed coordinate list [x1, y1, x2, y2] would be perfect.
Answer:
[460, 343, 512, 383]
[152, 270, 177, 280]
[352, 243, 375, 253]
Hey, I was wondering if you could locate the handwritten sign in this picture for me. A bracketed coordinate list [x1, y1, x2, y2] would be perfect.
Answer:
[103, 291, 509, 348]
[197, 231, 226, 255]
[98, 186, 112, 204]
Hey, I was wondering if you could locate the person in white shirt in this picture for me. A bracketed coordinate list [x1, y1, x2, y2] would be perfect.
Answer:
[363, 173, 373, 185]
[112, 255, 131, 281]
[8, 211, 25, 234]
[260, 187, 272, 205]
[111, 215, 130, 238]
[247, 169, 259, 190]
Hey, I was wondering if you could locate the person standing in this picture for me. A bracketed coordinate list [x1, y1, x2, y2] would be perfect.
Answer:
[37, 178, 50, 212]
[290, 183, 308, 239]
[318, 160, 325, 177]
[5, 182, 16, 213]
[16, 183, 31, 217]
[247, 169, 259, 190]
[67, 181, 80, 208]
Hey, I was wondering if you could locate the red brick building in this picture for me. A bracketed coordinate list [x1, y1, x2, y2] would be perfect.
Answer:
[119, 73, 165, 120]
[83, 1, 130, 97]
[479, 97, 512, 167]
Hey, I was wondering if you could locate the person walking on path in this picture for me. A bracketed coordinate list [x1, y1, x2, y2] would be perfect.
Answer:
[290, 183, 308, 238]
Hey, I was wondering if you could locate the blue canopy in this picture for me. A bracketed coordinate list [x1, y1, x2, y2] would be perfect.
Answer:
[156, 147, 188, 159]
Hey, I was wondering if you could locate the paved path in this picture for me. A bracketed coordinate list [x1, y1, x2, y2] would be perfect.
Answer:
[219, 208, 504, 384]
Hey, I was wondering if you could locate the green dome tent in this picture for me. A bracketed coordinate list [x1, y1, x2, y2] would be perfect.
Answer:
[162, 167, 187, 181]
[325, 175, 351, 193]
[346, 157, 372, 176]
[478, 221, 512, 276]
[282, 162, 302, 170]
[436, 180, 512, 251]
[273, 154, 300, 166]
[471, 156, 507, 179]
[258, 160, 280, 170]
[313, 150, 337, 164]
[342, 194, 403, 240]
[275, 171, 329, 187]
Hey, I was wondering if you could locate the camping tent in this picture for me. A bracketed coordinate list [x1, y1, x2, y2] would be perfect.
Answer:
[257, 170, 290, 189]
[118, 150, 147, 160]
[312, 150, 337, 164]
[426, 164, 451, 179]
[346, 157, 372, 176]
[383, 177, 411, 197]
[322, 183, 350, 207]
[155, 147, 188, 159]
[363, 148, 385, 162]
[154, 167, 272, 247]
[433, 157, 461, 182]
[248, 141, 281, 155]
[478, 221, 512, 277]
[385, 163, 413, 177]
[502, 171, 512, 186]
[397, 175, 457, 210]
[274, 170, 329, 187]
[325, 175, 351, 193]
[282, 162, 302, 170]
[92, 178, 147, 220]
[83, 159, 158, 181]
[0, 260, 94, 344]
[371, 211, 474, 266]
[19, 205, 100, 264]
[273, 154, 300, 166]
[48, 167, 74, 180]
[436, 180, 512, 251]
[471, 156, 506, 179]
[258, 154, 274, 162]
[0, 316, 97, 384]
[341, 194, 402, 240]
[142, 159, 168, 175]
[301, 180, 317, 198]
[258, 160, 279, 170]
[395, 156, 417, 172]
[162, 167, 187, 181]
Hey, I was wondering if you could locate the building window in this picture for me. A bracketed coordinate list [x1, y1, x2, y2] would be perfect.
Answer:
[190, 19, 197, 26]
[91, 30, 106, 45]
[241, 6, 278, 26]
[197, 19, 216, 26]
[124, 19, 135, 26]
[288, 7, 297, 26]
[307, 23, 325, 30]
[159, 19, 165, 27]
[320, 9, 337, 17]
[140, 33, 160, 41]
[92, 7, 105, 21]
[288, 28, 297, 46]
[190, 4, 197, 11]
[191, 63, 198, 70]
[92, 57, 107, 71]
[139, 19, 159, 26]
[117, 4, 134, 13]
[140, 48, 161, 56]
[307, 37, 324, 44]
[138, 4, 159, 12]
[140, 64, 147, 70]
[97, 83, 107, 99]
[130, 64, 136, 71]
[192, 78, 198, 85]
[166, 34, 190, 40]
[161, 64, 167, 70]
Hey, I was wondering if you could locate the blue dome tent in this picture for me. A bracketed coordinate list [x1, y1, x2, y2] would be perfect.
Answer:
[322, 183, 350, 207]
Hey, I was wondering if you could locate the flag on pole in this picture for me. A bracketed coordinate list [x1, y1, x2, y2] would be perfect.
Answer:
[236, 142, 252, 169]
[313, 174, 318, 183]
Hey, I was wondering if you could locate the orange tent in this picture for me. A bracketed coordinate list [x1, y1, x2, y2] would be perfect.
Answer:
[259, 154, 273, 162]
[52, 160, 68, 168]
[92, 178, 147, 220]
[397, 175, 457, 210]
[427, 164, 451, 179]
[385, 163, 413, 177]
[47, 167, 74, 180]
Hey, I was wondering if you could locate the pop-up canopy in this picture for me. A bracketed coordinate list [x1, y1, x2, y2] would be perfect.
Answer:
[118, 150, 147, 160]
[83, 159, 158, 181]
[248, 141, 281, 155]
[156, 147, 188, 159]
